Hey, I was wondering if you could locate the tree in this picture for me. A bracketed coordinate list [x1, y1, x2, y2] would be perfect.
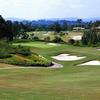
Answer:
[68, 39, 75, 45]
[82, 30, 98, 46]
[62, 20, 68, 31]
[6, 20, 13, 41]
[93, 21, 100, 27]
[53, 22, 61, 33]
[77, 19, 82, 27]
[52, 36, 62, 43]
[44, 36, 50, 42]
[0, 15, 6, 39]
[12, 21, 21, 39]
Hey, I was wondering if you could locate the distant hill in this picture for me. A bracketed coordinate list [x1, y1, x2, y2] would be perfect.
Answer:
[4, 17, 100, 27]
[5, 18, 30, 22]
[82, 17, 100, 22]
[5, 17, 100, 22]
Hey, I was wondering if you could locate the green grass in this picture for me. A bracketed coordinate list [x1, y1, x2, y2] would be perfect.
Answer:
[13, 42, 59, 48]
[0, 41, 100, 100]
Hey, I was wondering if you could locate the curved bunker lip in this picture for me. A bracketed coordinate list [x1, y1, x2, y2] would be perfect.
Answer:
[79, 60, 100, 66]
[49, 62, 63, 68]
[52, 54, 86, 61]
[0, 62, 63, 69]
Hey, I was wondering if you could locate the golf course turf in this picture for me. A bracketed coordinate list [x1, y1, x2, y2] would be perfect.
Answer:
[0, 41, 100, 100]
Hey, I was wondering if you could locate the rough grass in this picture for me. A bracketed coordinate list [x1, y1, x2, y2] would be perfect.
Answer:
[0, 54, 52, 67]
[27, 31, 83, 42]
[0, 41, 100, 100]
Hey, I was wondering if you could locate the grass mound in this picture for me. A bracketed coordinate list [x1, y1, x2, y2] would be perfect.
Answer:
[0, 41, 52, 67]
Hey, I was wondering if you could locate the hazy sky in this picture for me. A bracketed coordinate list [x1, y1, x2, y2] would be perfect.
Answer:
[0, 0, 100, 20]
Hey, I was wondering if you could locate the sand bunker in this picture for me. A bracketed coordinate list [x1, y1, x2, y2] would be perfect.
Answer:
[79, 60, 100, 65]
[0, 62, 63, 69]
[43, 34, 49, 36]
[47, 43, 59, 46]
[72, 35, 82, 40]
[52, 54, 85, 61]
[50, 62, 63, 68]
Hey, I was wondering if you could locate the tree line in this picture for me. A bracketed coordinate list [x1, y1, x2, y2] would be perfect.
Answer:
[0, 15, 100, 43]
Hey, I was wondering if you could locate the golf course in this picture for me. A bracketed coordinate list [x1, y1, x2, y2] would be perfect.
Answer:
[0, 41, 100, 100]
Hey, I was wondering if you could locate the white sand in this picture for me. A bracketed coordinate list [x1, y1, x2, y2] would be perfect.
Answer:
[79, 60, 100, 65]
[50, 62, 63, 68]
[43, 34, 49, 36]
[47, 43, 58, 46]
[72, 35, 82, 40]
[0, 62, 63, 69]
[97, 49, 100, 50]
[52, 54, 86, 61]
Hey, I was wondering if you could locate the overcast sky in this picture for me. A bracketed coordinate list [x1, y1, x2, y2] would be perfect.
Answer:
[0, 0, 100, 20]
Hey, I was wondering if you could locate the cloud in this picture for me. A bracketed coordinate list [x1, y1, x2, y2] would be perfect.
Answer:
[0, 0, 100, 19]
[70, 4, 83, 8]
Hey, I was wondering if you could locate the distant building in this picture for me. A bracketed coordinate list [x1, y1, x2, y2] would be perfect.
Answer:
[95, 26, 100, 31]
[73, 27, 85, 31]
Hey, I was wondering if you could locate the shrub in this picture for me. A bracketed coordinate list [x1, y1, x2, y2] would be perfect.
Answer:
[59, 32, 66, 36]
[15, 45, 32, 56]
[0, 41, 32, 57]
[74, 40, 80, 46]
[44, 36, 50, 42]
[68, 39, 75, 45]
[21, 33, 29, 39]
[0, 51, 11, 58]
[81, 30, 98, 46]
[33, 36, 39, 40]
[52, 36, 62, 43]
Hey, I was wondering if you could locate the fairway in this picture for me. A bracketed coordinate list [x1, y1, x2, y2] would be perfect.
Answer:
[0, 41, 100, 100]
[0, 0, 99, 99]
[13, 42, 59, 48]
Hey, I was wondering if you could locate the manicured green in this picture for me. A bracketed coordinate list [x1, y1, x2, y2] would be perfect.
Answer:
[13, 42, 58, 48]
[0, 41, 100, 100]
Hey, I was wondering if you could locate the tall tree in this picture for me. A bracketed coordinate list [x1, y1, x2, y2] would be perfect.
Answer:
[53, 22, 61, 33]
[6, 20, 13, 41]
[82, 30, 98, 46]
[77, 19, 82, 27]
[0, 15, 7, 39]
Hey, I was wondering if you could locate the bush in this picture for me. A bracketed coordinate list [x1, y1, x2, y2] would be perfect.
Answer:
[0, 51, 11, 59]
[59, 32, 66, 36]
[21, 33, 29, 39]
[33, 36, 39, 40]
[0, 41, 32, 57]
[74, 40, 80, 46]
[52, 36, 62, 43]
[0, 41, 52, 67]
[81, 30, 98, 46]
[0, 42, 12, 58]
[14, 45, 32, 56]
[68, 39, 75, 45]
[44, 36, 50, 42]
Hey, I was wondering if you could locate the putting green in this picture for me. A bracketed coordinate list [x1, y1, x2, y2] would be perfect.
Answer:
[13, 42, 58, 48]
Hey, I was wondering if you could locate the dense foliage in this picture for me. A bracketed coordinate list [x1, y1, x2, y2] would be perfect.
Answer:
[0, 41, 52, 66]
[81, 30, 99, 46]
